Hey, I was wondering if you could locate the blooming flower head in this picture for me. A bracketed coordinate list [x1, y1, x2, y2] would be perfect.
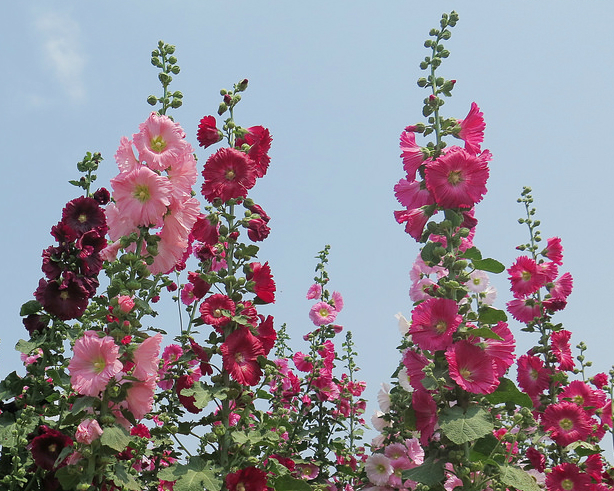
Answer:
[220, 327, 265, 386]
[197, 115, 222, 148]
[236, 125, 272, 178]
[507, 256, 547, 298]
[543, 237, 564, 265]
[394, 178, 435, 209]
[225, 466, 269, 491]
[365, 453, 393, 487]
[68, 331, 123, 396]
[247, 261, 276, 304]
[132, 333, 163, 381]
[306, 283, 322, 300]
[28, 426, 73, 471]
[551, 329, 574, 372]
[199, 294, 236, 329]
[545, 462, 592, 491]
[507, 297, 541, 324]
[543, 401, 594, 447]
[309, 301, 338, 326]
[409, 297, 462, 352]
[61, 196, 107, 236]
[133, 112, 191, 171]
[399, 130, 426, 179]
[202, 147, 257, 203]
[446, 340, 498, 394]
[560, 380, 606, 415]
[75, 419, 103, 444]
[516, 354, 550, 398]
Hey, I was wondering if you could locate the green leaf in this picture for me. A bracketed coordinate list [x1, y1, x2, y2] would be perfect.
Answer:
[439, 405, 494, 444]
[113, 463, 142, 490]
[180, 381, 212, 409]
[273, 474, 313, 491]
[158, 458, 222, 491]
[478, 306, 507, 324]
[20, 300, 42, 316]
[100, 425, 131, 452]
[485, 377, 533, 408]
[15, 338, 45, 354]
[464, 327, 503, 340]
[499, 465, 541, 491]
[421, 242, 438, 265]
[402, 456, 445, 485]
[472, 258, 505, 273]
[70, 396, 98, 415]
[461, 247, 482, 260]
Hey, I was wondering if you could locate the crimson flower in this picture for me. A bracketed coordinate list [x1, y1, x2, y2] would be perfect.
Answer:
[246, 218, 270, 242]
[199, 294, 235, 329]
[220, 327, 265, 386]
[34, 274, 89, 320]
[176, 374, 202, 414]
[225, 466, 268, 491]
[543, 401, 594, 447]
[545, 462, 592, 491]
[196, 115, 222, 148]
[236, 126, 272, 178]
[248, 261, 276, 303]
[202, 147, 256, 203]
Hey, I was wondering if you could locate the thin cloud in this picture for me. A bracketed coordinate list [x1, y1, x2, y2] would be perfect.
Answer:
[34, 11, 86, 103]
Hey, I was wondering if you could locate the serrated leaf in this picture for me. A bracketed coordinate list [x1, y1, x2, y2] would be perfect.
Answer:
[499, 465, 541, 491]
[180, 381, 212, 409]
[461, 247, 482, 260]
[158, 458, 222, 491]
[113, 463, 142, 490]
[273, 474, 313, 491]
[472, 258, 505, 274]
[70, 396, 98, 415]
[465, 327, 503, 340]
[20, 300, 42, 316]
[485, 377, 533, 408]
[402, 456, 445, 485]
[15, 338, 45, 354]
[100, 425, 131, 451]
[478, 306, 507, 324]
[439, 405, 494, 444]
[421, 242, 438, 265]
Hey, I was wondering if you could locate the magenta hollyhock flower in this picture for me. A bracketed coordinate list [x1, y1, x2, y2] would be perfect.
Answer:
[75, 419, 103, 444]
[236, 125, 272, 178]
[197, 115, 222, 148]
[560, 380, 606, 415]
[202, 147, 257, 202]
[246, 218, 270, 242]
[255, 315, 276, 355]
[306, 283, 322, 300]
[199, 294, 236, 328]
[543, 237, 564, 265]
[516, 354, 550, 398]
[507, 256, 547, 298]
[28, 426, 73, 471]
[410, 297, 461, 352]
[592, 372, 609, 390]
[545, 463, 592, 491]
[111, 166, 172, 227]
[394, 205, 435, 241]
[506, 297, 541, 323]
[247, 262, 276, 304]
[191, 215, 220, 245]
[482, 322, 516, 377]
[402, 348, 429, 390]
[399, 130, 425, 179]
[413, 388, 438, 445]
[424, 146, 490, 209]
[543, 401, 594, 446]
[220, 327, 265, 386]
[551, 330, 575, 371]
[548, 272, 573, 300]
[457, 102, 485, 155]
[446, 340, 498, 394]
[132, 333, 163, 381]
[293, 352, 313, 372]
[309, 301, 338, 326]
[225, 466, 269, 491]
[394, 178, 435, 210]
[526, 447, 546, 473]
[365, 454, 394, 487]
[68, 331, 123, 396]
[133, 112, 191, 171]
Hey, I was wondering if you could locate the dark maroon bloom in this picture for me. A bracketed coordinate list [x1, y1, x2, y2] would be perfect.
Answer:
[41, 246, 64, 280]
[23, 314, 47, 335]
[50, 221, 77, 246]
[61, 196, 107, 236]
[189, 338, 213, 376]
[28, 425, 73, 471]
[34, 275, 89, 320]
[246, 218, 270, 242]
[197, 115, 223, 148]
[236, 126, 272, 178]
[176, 374, 202, 414]
[93, 187, 111, 205]
[188, 272, 211, 298]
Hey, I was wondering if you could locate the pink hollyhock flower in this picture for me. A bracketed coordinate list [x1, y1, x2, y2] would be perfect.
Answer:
[410, 297, 461, 352]
[424, 146, 490, 209]
[247, 262, 276, 304]
[399, 130, 426, 179]
[27, 426, 73, 471]
[199, 294, 235, 328]
[560, 380, 606, 415]
[592, 372, 609, 390]
[394, 206, 435, 241]
[180, 283, 197, 305]
[191, 215, 220, 245]
[539, 261, 559, 282]
[293, 352, 313, 372]
[507, 256, 547, 298]
[255, 315, 276, 355]
[197, 115, 222, 148]
[394, 178, 435, 209]
[402, 348, 429, 390]
[296, 463, 319, 480]
[132, 333, 162, 381]
[365, 454, 393, 487]
[115, 136, 139, 172]
[545, 463, 592, 491]
[202, 147, 257, 202]
[105, 203, 137, 242]
[543, 237, 564, 265]
[68, 331, 123, 396]
[166, 151, 198, 201]
[548, 272, 573, 300]
[331, 291, 344, 312]
[543, 401, 593, 446]
[551, 330, 575, 371]
[309, 301, 338, 326]
[21, 348, 43, 366]
[111, 166, 172, 227]
[225, 466, 269, 491]
[220, 327, 265, 386]
[482, 322, 516, 377]
[75, 419, 103, 444]
[409, 277, 436, 302]
[124, 375, 156, 420]
[133, 112, 190, 171]
[236, 125, 272, 178]
[306, 283, 322, 300]
[446, 340, 498, 394]
[467, 270, 489, 293]
[506, 297, 541, 323]
[516, 354, 550, 398]
[117, 295, 135, 313]
[413, 388, 438, 445]
[457, 102, 485, 155]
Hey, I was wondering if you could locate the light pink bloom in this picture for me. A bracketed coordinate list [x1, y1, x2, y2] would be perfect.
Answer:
[180, 283, 197, 305]
[377, 383, 391, 412]
[75, 419, 103, 444]
[124, 375, 157, 420]
[166, 151, 198, 201]
[409, 277, 436, 302]
[309, 301, 337, 326]
[105, 202, 137, 241]
[114, 136, 139, 172]
[132, 333, 163, 381]
[365, 453, 393, 486]
[467, 270, 489, 293]
[331, 291, 344, 312]
[21, 348, 43, 365]
[133, 112, 191, 171]
[306, 283, 322, 300]
[68, 331, 123, 397]
[117, 295, 135, 313]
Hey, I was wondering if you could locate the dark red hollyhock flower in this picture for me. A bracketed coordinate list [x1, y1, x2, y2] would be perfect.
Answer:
[220, 327, 265, 386]
[201, 147, 257, 203]
[93, 187, 111, 205]
[50, 221, 77, 247]
[61, 196, 107, 236]
[189, 338, 213, 376]
[197, 115, 223, 148]
[188, 272, 211, 299]
[41, 246, 64, 280]
[236, 126, 272, 178]
[76, 230, 106, 276]
[247, 262, 275, 304]
[175, 374, 202, 414]
[199, 294, 235, 329]
[246, 218, 270, 242]
[34, 274, 89, 320]
[247, 203, 270, 223]
[256, 315, 276, 355]
[28, 425, 73, 471]
[23, 314, 48, 335]
[226, 466, 268, 491]
[191, 215, 219, 245]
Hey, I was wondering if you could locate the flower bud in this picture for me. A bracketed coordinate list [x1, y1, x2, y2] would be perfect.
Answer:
[218, 102, 227, 115]
[147, 95, 158, 106]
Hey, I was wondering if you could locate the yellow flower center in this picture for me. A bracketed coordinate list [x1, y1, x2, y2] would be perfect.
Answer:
[434, 320, 447, 334]
[92, 357, 106, 374]
[460, 367, 473, 381]
[529, 368, 539, 381]
[133, 184, 151, 203]
[521, 271, 532, 281]
[237, 484, 246, 491]
[447, 170, 463, 185]
[235, 352, 245, 364]
[213, 309, 222, 318]
[78, 213, 88, 223]
[48, 443, 57, 453]
[559, 418, 573, 431]
[150, 135, 167, 153]
[561, 478, 574, 490]
[319, 308, 329, 317]
[572, 395, 584, 405]
[225, 168, 236, 180]
[59, 291, 70, 301]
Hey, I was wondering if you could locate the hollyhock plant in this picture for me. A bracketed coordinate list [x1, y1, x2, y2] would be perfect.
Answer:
[399, 130, 426, 179]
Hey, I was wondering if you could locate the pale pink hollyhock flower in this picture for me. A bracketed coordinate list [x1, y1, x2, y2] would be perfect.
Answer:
[398, 367, 412, 392]
[133, 112, 190, 172]
[100, 240, 122, 262]
[446, 340, 498, 394]
[384, 443, 408, 462]
[21, 348, 43, 365]
[481, 285, 498, 306]
[365, 453, 393, 486]
[309, 301, 337, 326]
[377, 383, 391, 412]
[457, 102, 485, 155]
[306, 283, 322, 300]
[115, 136, 139, 172]
[405, 438, 424, 465]
[394, 178, 434, 209]
[68, 331, 123, 396]
[424, 146, 490, 209]
[105, 203, 137, 241]
[132, 333, 163, 381]
[467, 270, 489, 293]
[395, 313, 410, 335]
[166, 150, 198, 201]
[409, 277, 436, 302]
[111, 166, 172, 227]
[410, 297, 462, 352]
[75, 419, 103, 444]
[331, 291, 344, 312]
[117, 295, 135, 313]
[443, 467, 464, 491]
[410, 253, 446, 281]
[371, 411, 389, 432]
[399, 130, 426, 179]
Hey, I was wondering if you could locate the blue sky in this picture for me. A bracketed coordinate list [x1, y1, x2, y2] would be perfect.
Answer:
[2, 1, 614, 451]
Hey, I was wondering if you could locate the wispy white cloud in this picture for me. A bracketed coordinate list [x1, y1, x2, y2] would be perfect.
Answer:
[34, 11, 86, 103]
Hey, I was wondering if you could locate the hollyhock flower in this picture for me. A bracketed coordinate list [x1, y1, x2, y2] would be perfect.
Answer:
[124, 376, 157, 420]
[176, 374, 201, 414]
[399, 130, 426, 179]
[507, 256, 547, 298]
[188, 272, 211, 299]
[246, 218, 270, 242]
[115, 136, 139, 172]
[377, 383, 391, 412]
[446, 340, 498, 394]
[191, 215, 220, 246]
[117, 295, 135, 313]
[93, 187, 110, 205]
[481, 285, 498, 306]
[551, 330, 575, 371]
[394, 178, 434, 209]
[592, 373, 609, 390]
[409, 277, 436, 302]
[482, 322, 516, 377]
[424, 146, 490, 209]
[585, 454, 604, 482]
[560, 381, 606, 415]
[548, 272, 573, 300]
[105, 203, 137, 242]
[62, 196, 107, 236]
[255, 315, 276, 355]
[293, 352, 313, 372]
[111, 166, 172, 227]
[395, 312, 410, 335]
[331, 291, 344, 312]
[545, 462, 592, 491]
[516, 354, 550, 398]
[75, 419, 103, 444]
[539, 261, 559, 282]
[202, 147, 256, 202]
[457, 102, 485, 155]
[68, 331, 123, 396]
[365, 454, 394, 487]
[309, 301, 338, 326]
[180, 283, 197, 305]
[507, 297, 541, 323]
[220, 327, 265, 386]
[306, 283, 322, 300]
[409, 297, 462, 352]
[543, 401, 593, 446]
[133, 112, 190, 171]
[397, 367, 412, 392]
[543, 237, 564, 265]
[23, 314, 47, 335]
[467, 270, 490, 293]
[394, 206, 435, 241]
[166, 151, 198, 201]
[402, 348, 429, 390]
[236, 125, 272, 178]
[21, 348, 43, 365]
[35, 275, 90, 320]
[248, 262, 276, 303]
[225, 466, 268, 491]
[132, 333, 163, 381]
[296, 463, 319, 480]
[413, 388, 438, 445]
[28, 426, 73, 471]
[196, 115, 222, 148]
[526, 447, 546, 473]
[199, 294, 235, 328]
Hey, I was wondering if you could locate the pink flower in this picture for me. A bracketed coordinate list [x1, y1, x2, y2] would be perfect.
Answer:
[446, 340, 498, 394]
[201, 147, 257, 203]
[236, 126, 272, 178]
[132, 333, 163, 381]
[293, 352, 313, 372]
[424, 146, 490, 209]
[402, 348, 429, 390]
[551, 330, 574, 371]
[394, 178, 435, 210]
[413, 388, 438, 445]
[548, 272, 573, 300]
[115, 136, 139, 172]
[309, 302, 338, 326]
[399, 130, 425, 179]
[247, 262, 276, 304]
[180, 283, 197, 305]
[306, 283, 322, 300]
[482, 322, 515, 377]
[117, 295, 135, 313]
[506, 297, 541, 323]
[543, 237, 564, 265]
[507, 256, 547, 298]
[331, 291, 344, 312]
[75, 419, 103, 444]
[246, 218, 270, 242]
[68, 331, 123, 396]
[365, 454, 393, 487]
[560, 381, 606, 415]
[394, 206, 435, 241]
[124, 376, 157, 420]
[543, 402, 593, 446]
[225, 466, 269, 491]
[516, 354, 550, 398]
[545, 463, 591, 491]
[457, 102, 485, 155]
[409, 297, 462, 352]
